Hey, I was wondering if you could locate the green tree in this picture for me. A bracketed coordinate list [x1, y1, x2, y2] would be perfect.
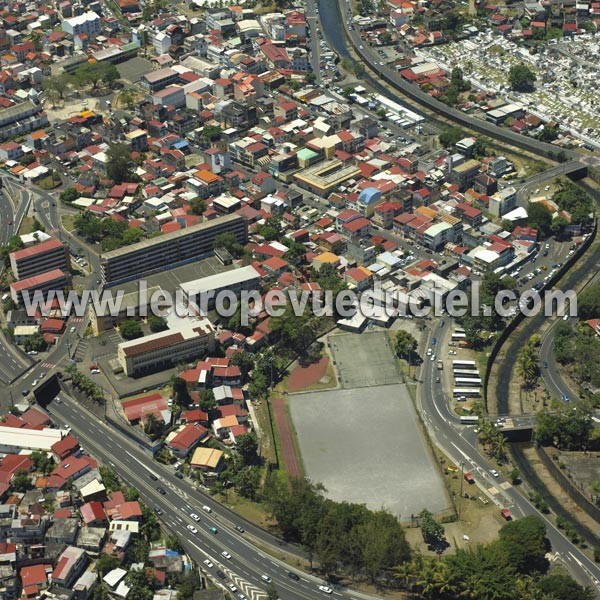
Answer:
[106, 142, 135, 184]
[439, 126, 464, 148]
[125, 569, 155, 600]
[498, 515, 548, 574]
[509, 63, 536, 92]
[60, 187, 80, 203]
[236, 433, 259, 465]
[12, 469, 33, 492]
[42, 73, 72, 100]
[23, 332, 48, 353]
[527, 202, 553, 238]
[419, 509, 448, 555]
[0, 235, 24, 268]
[230, 350, 255, 382]
[395, 330, 418, 361]
[265, 583, 279, 599]
[189, 197, 206, 215]
[171, 376, 190, 405]
[201, 124, 222, 141]
[233, 466, 261, 500]
[119, 320, 143, 340]
[537, 572, 595, 600]
[30, 450, 54, 475]
[96, 553, 119, 578]
[148, 316, 168, 333]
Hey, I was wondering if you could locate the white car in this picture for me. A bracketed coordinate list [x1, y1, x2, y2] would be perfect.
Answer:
[490, 469, 499, 478]
[221, 551, 232, 560]
[261, 575, 272, 584]
[430, 354, 435, 361]
[448, 350, 457, 356]
[186, 525, 198, 534]
[70, 326, 76, 333]
[426, 348, 432, 356]
[318, 586, 333, 594]
[202, 505, 212, 513]
[228, 583, 238, 593]
[203, 559, 213, 568]
[190, 513, 200, 522]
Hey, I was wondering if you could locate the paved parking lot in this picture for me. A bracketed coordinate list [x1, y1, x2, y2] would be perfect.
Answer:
[329, 331, 402, 388]
[117, 256, 233, 297]
[289, 383, 448, 519]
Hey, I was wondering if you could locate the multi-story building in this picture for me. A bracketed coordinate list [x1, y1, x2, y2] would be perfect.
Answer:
[422, 222, 454, 251]
[61, 12, 101, 38]
[51, 547, 88, 589]
[100, 214, 247, 284]
[10, 269, 70, 305]
[10, 237, 70, 280]
[0, 100, 48, 140]
[450, 159, 481, 191]
[489, 186, 517, 218]
[117, 318, 215, 376]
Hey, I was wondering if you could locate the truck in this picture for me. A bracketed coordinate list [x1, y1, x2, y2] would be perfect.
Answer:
[436, 360, 443, 370]
[500, 508, 513, 521]
[463, 472, 475, 484]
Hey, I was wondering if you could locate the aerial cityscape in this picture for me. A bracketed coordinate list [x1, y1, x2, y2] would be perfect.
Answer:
[1, 0, 600, 598]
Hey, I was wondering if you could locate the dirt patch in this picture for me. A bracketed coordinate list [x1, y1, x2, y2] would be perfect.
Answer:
[271, 397, 302, 478]
[286, 356, 330, 393]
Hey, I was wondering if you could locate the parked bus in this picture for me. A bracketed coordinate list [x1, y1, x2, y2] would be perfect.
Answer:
[455, 377, 482, 387]
[452, 360, 477, 369]
[460, 415, 480, 424]
[453, 388, 481, 398]
[451, 332, 467, 341]
[452, 370, 481, 378]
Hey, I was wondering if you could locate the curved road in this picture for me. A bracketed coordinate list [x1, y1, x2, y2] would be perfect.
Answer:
[419, 321, 600, 591]
[321, 0, 595, 164]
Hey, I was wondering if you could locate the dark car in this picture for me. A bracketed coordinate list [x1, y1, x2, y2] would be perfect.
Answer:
[149, 474, 158, 481]
[216, 570, 226, 580]
[154, 507, 163, 515]
[234, 525, 245, 533]
[287, 571, 300, 581]
[175, 472, 183, 479]
[157, 487, 166, 495]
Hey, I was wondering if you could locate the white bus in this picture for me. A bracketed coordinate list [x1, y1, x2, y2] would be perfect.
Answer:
[452, 360, 477, 369]
[455, 377, 482, 387]
[460, 415, 480, 424]
[451, 332, 467, 341]
[453, 370, 481, 378]
[453, 388, 481, 398]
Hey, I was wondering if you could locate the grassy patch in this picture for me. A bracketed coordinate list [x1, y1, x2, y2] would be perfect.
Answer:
[254, 398, 278, 467]
[37, 174, 61, 190]
[61, 214, 76, 232]
[18, 216, 35, 235]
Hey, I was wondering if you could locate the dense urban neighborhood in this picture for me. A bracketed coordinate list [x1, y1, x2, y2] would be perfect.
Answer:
[1, 0, 600, 597]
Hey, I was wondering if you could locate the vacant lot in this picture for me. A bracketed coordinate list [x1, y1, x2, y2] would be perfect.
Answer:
[289, 383, 448, 519]
[329, 331, 401, 388]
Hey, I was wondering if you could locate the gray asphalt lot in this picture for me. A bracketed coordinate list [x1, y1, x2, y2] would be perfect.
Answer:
[289, 383, 448, 519]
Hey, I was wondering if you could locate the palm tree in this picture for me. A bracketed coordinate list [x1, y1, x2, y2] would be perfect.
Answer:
[492, 434, 508, 462]
[143, 412, 159, 435]
[415, 558, 440, 599]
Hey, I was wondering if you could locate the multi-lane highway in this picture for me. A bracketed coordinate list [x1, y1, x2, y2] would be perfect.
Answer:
[47, 393, 377, 600]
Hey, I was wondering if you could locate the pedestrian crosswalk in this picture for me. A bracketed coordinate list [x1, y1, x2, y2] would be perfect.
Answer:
[40, 362, 56, 369]
[49, 228, 60, 235]
[71, 317, 85, 323]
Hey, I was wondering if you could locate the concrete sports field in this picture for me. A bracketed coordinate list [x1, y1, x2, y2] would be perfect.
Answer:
[288, 332, 448, 519]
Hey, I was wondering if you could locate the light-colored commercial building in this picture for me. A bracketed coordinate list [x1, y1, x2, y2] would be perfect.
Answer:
[0, 426, 64, 453]
[293, 159, 361, 197]
[180, 265, 261, 310]
[117, 318, 216, 376]
[100, 214, 247, 285]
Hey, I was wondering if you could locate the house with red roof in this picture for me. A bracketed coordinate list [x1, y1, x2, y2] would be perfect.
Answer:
[166, 423, 208, 458]
[20, 564, 52, 597]
[122, 393, 168, 425]
[51, 435, 80, 460]
[80, 501, 107, 526]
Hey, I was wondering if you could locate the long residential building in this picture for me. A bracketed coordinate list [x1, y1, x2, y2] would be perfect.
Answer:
[100, 214, 247, 285]
[10, 237, 70, 280]
[117, 319, 216, 376]
[10, 268, 70, 305]
[0, 100, 49, 140]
